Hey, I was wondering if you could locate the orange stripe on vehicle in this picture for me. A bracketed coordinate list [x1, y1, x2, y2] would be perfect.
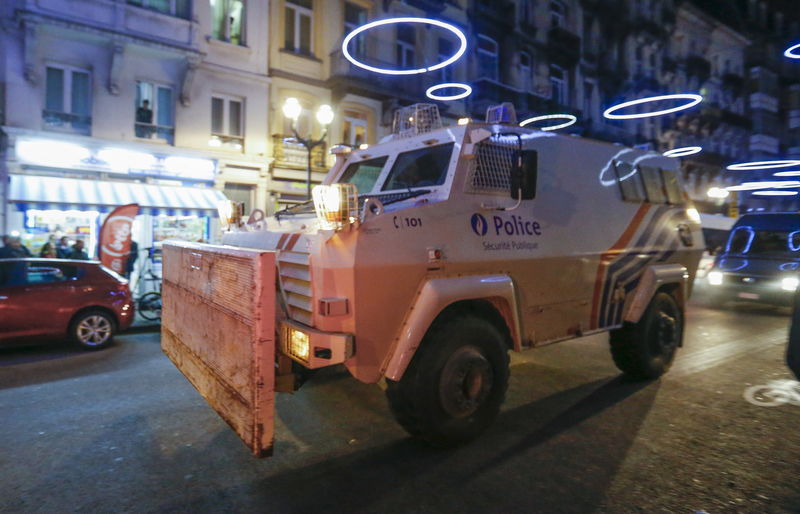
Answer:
[589, 204, 651, 329]
[285, 234, 301, 251]
[277, 234, 289, 250]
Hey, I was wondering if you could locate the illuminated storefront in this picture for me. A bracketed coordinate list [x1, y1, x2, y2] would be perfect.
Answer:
[3, 131, 227, 257]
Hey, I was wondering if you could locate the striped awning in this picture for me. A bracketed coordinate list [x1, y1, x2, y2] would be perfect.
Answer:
[9, 175, 227, 216]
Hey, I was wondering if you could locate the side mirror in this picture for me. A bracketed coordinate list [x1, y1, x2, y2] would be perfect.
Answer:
[510, 149, 538, 200]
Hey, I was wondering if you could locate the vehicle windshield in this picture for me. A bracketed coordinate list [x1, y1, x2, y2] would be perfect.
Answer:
[726, 226, 800, 256]
[381, 143, 454, 191]
[337, 156, 388, 194]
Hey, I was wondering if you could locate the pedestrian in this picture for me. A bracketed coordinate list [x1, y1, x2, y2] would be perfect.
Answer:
[0, 236, 31, 259]
[68, 239, 89, 260]
[39, 242, 57, 258]
[126, 240, 139, 278]
[136, 99, 153, 138]
[56, 236, 71, 258]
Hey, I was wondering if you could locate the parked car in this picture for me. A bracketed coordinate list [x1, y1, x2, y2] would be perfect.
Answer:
[706, 213, 800, 306]
[0, 259, 134, 349]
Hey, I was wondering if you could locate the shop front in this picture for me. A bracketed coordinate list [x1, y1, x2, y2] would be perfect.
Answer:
[7, 174, 225, 257]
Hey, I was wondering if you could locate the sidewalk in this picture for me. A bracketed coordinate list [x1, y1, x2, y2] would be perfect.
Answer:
[128, 311, 160, 332]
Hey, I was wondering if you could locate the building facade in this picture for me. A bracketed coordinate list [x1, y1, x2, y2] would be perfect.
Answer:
[0, 0, 271, 255]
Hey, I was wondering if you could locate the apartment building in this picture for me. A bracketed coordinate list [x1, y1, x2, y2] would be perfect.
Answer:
[0, 0, 270, 250]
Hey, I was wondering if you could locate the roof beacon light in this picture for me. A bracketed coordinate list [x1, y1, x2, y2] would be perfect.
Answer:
[519, 114, 577, 131]
[485, 103, 517, 124]
[342, 17, 467, 75]
[663, 146, 702, 158]
[426, 83, 472, 101]
[784, 43, 800, 59]
[603, 93, 703, 120]
[727, 160, 800, 171]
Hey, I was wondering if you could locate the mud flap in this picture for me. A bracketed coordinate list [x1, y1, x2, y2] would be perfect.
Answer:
[161, 241, 276, 457]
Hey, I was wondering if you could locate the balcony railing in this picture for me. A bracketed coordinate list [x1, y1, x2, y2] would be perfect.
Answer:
[42, 110, 91, 135]
[328, 48, 423, 102]
[209, 133, 243, 150]
[272, 135, 327, 171]
[135, 123, 175, 145]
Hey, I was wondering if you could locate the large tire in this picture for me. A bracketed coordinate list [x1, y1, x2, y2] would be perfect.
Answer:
[610, 291, 683, 380]
[70, 310, 116, 350]
[385, 314, 510, 447]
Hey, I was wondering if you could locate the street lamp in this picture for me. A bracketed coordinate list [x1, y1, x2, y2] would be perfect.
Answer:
[282, 98, 334, 199]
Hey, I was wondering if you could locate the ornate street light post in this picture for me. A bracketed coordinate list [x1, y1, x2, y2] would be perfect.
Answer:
[282, 98, 334, 199]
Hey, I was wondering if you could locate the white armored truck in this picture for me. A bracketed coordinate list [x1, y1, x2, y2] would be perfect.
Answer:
[161, 104, 703, 457]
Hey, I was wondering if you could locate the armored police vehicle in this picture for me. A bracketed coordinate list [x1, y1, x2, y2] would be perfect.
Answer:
[161, 104, 703, 456]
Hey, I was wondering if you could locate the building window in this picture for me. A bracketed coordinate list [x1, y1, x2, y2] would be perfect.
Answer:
[43, 65, 91, 135]
[584, 80, 595, 119]
[211, 95, 244, 150]
[344, 2, 367, 57]
[135, 81, 174, 144]
[519, 51, 532, 91]
[439, 38, 454, 82]
[211, 0, 245, 45]
[223, 183, 255, 215]
[127, 0, 190, 19]
[477, 35, 499, 81]
[285, 0, 313, 55]
[550, 64, 567, 105]
[342, 110, 367, 146]
[520, 0, 534, 25]
[396, 24, 415, 68]
[550, 0, 566, 28]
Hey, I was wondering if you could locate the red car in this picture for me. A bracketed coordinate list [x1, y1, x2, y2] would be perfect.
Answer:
[0, 258, 134, 349]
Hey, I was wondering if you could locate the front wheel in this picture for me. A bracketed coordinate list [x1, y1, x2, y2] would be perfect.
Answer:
[138, 292, 162, 321]
[609, 291, 683, 380]
[385, 314, 510, 447]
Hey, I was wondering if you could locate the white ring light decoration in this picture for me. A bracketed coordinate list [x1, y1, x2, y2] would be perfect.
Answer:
[727, 160, 800, 170]
[774, 170, 800, 177]
[425, 83, 472, 101]
[519, 114, 577, 131]
[726, 181, 800, 191]
[663, 146, 702, 158]
[753, 190, 799, 196]
[342, 17, 467, 75]
[603, 93, 703, 120]
[784, 43, 800, 59]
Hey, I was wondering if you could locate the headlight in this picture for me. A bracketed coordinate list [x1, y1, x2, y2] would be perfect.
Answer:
[781, 277, 799, 292]
[287, 328, 310, 362]
[708, 271, 724, 285]
[312, 184, 358, 230]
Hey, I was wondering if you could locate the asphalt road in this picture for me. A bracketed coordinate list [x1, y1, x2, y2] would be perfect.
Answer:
[1, 284, 799, 514]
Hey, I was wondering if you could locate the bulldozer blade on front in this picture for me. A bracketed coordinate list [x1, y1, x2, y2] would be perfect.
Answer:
[161, 241, 276, 458]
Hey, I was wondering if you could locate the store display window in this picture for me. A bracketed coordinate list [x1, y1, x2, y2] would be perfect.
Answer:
[152, 215, 209, 244]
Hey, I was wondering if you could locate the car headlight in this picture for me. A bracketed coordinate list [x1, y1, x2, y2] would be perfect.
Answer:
[312, 184, 358, 230]
[781, 277, 799, 292]
[708, 271, 724, 286]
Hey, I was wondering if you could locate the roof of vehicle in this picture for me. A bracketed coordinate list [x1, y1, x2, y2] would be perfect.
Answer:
[734, 213, 800, 232]
[0, 258, 102, 264]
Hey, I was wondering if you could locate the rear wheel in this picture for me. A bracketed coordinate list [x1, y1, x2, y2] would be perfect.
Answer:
[138, 292, 162, 321]
[70, 310, 116, 350]
[609, 291, 683, 380]
[386, 315, 510, 447]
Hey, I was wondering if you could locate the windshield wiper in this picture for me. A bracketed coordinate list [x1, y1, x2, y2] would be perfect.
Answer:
[275, 199, 315, 220]
[360, 189, 432, 207]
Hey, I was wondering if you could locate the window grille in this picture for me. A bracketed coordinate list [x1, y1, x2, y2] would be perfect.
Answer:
[467, 136, 517, 193]
[391, 103, 442, 138]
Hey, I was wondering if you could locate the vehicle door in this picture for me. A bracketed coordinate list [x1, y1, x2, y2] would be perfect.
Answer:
[0, 261, 81, 341]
